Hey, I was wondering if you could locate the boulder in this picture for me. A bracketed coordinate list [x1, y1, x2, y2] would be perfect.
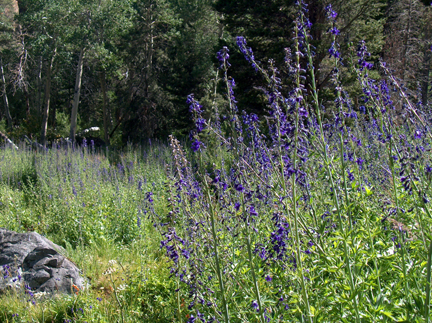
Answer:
[0, 229, 85, 294]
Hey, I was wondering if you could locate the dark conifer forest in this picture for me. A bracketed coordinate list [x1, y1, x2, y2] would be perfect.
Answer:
[0, 0, 430, 145]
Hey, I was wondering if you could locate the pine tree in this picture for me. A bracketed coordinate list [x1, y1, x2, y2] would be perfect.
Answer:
[164, 0, 221, 136]
[114, 0, 180, 142]
[214, 0, 386, 115]
[384, 0, 424, 82]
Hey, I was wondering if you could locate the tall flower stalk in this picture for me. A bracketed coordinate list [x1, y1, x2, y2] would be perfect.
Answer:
[142, 2, 432, 322]
[288, 19, 312, 322]
[204, 176, 230, 323]
[299, 2, 361, 321]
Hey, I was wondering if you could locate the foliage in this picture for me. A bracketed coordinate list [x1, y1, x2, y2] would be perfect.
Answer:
[142, 2, 432, 322]
[3, 0, 428, 144]
[0, 141, 169, 245]
[1, 1, 432, 322]
[0, 0, 17, 52]
[0, 140, 177, 322]
[214, 0, 387, 116]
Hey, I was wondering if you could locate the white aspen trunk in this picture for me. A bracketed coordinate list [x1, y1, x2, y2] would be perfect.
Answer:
[401, 0, 413, 81]
[69, 48, 85, 143]
[37, 56, 43, 113]
[0, 57, 12, 129]
[421, 10, 432, 105]
[40, 48, 56, 146]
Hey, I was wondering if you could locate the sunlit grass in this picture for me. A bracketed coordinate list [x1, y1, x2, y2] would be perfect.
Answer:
[0, 142, 177, 322]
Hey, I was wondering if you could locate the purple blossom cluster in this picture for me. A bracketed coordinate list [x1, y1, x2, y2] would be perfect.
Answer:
[141, 2, 432, 322]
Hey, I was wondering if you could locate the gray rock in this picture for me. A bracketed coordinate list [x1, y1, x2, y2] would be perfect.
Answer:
[0, 229, 85, 294]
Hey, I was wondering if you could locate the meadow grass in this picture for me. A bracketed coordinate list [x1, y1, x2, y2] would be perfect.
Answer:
[0, 142, 178, 322]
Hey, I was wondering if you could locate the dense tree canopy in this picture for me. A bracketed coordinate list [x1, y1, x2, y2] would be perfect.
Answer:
[0, 0, 430, 144]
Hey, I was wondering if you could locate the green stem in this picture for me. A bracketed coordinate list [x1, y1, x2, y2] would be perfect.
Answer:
[418, 198, 432, 322]
[110, 273, 124, 323]
[205, 181, 230, 323]
[291, 167, 313, 323]
[388, 137, 411, 321]
[301, 12, 360, 321]
[240, 192, 266, 323]
[426, 236, 432, 322]
[350, 128, 382, 294]
[177, 280, 183, 323]
[290, 25, 313, 322]
[245, 226, 266, 323]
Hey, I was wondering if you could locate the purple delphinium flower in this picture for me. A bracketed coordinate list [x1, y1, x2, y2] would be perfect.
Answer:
[356, 158, 365, 169]
[187, 94, 203, 114]
[191, 139, 203, 152]
[329, 27, 340, 35]
[187, 95, 208, 153]
[328, 42, 341, 59]
[160, 228, 183, 264]
[234, 183, 245, 192]
[236, 36, 258, 72]
[251, 300, 259, 312]
[146, 192, 154, 204]
[250, 205, 258, 216]
[325, 4, 338, 20]
[357, 40, 373, 71]
[216, 46, 230, 69]
[347, 169, 355, 182]
[196, 118, 206, 133]
[265, 214, 294, 266]
[3, 264, 10, 279]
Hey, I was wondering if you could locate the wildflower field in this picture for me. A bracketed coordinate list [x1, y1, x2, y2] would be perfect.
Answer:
[1, 3, 432, 323]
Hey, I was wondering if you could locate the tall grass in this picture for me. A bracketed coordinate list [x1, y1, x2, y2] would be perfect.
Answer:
[0, 141, 178, 322]
[0, 141, 168, 246]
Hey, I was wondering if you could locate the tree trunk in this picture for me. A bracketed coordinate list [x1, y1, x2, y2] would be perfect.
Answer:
[401, 0, 413, 81]
[24, 87, 30, 118]
[37, 56, 43, 113]
[69, 48, 85, 143]
[40, 48, 56, 146]
[144, 3, 154, 99]
[99, 70, 110, 145]
[0, 130, 18, 150]
[421, 47, 431, 106]
[0, 57, 13, 129]
[421, 10, 432, 106]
